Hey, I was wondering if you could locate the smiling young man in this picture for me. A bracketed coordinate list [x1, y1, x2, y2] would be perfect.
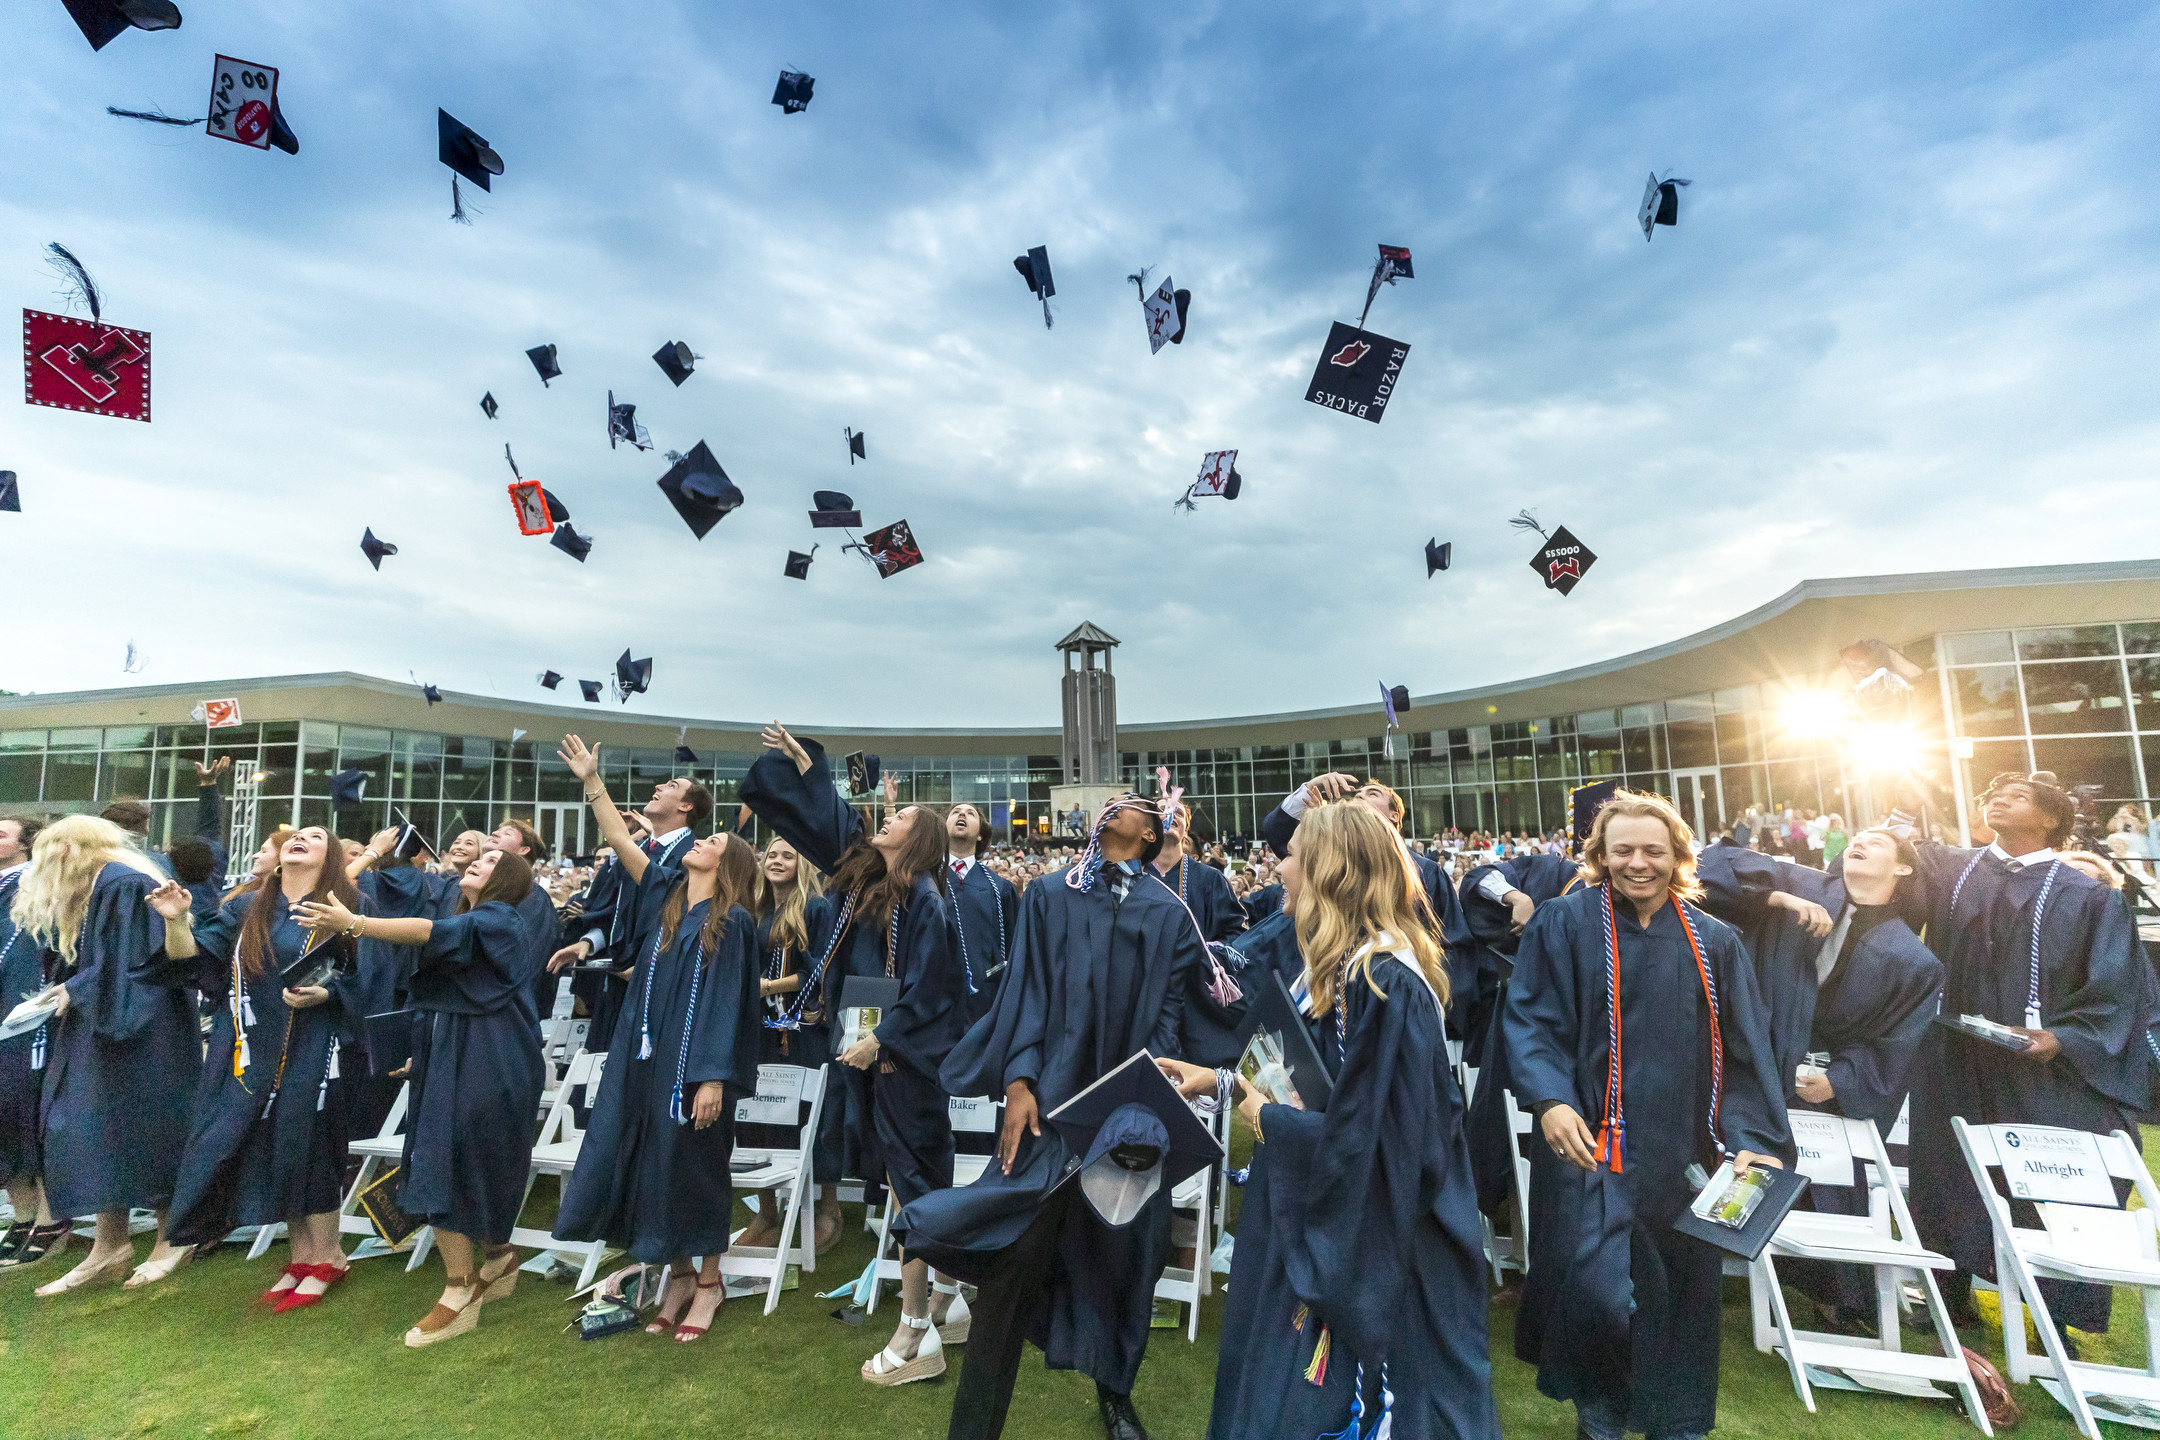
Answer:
[1504, 790, 1787, 1440]
[1890, 771, 2151, 1341]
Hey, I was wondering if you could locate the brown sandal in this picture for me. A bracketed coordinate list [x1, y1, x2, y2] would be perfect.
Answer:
[476, 1244, 519, 1303]
[404, 1274, 487, 1347]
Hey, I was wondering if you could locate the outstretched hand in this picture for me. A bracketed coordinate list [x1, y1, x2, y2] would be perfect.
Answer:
[761, 723, 813, 775]
[558, 735, 601, 783]
[145, 880, 194, 921]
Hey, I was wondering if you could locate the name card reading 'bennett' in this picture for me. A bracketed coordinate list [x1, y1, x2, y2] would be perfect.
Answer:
[734, 1064, 808, 1127]
[1998, 1125, 2114, 1206]
[1789, 1111, 1856, 1186]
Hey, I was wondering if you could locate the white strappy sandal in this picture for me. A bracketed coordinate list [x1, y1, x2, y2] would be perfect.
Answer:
[862, 1310, 945, 1385]
[931, 1280, 972, 1344]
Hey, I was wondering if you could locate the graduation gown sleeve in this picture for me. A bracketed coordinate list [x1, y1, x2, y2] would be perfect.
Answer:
[62, 864, 178, 1042]
[1817, 920, 1943, 1127]
[740, 737, 862, 877]
[682, 905, 762, 1093]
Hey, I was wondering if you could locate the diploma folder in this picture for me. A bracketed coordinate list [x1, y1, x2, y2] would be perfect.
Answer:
[1672, 1160, 1810, 1261]
[1238, 968, 1334, 1114]
[1933, 1012, 2034, 1052]
[837, 975, 901, 1052]
[0, 992, 64, 1042]
[279, 928, 348, 992]
[363, 1008, 415, 1077]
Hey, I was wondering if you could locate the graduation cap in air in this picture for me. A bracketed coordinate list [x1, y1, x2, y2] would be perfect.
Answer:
[809, 490, 861, 528]
[107, 56, 299, 156]
[1013, 245, 1055, 329]
[652, 341, 697, 387]
[1570, 779, 1620, 853]
[1380, 682, 1411, 760]
[422, 684, 443, 706]
[606, 391, 651, 451]
[1511, 511, 1596, 597]
[330, 767, 368, 812]
[1175, 451, 1240, 511]
[1044, 1051, 1223, 1227]
[846, 427, 866, 464]
[1360, 244, 1413, 327]
[390, 807, 437, 862]
[848, 520, 923, 578]
[62, 0, 182, 51]
[615, 649, 652, 700]
[438, 109, 502, 223]
[550, 523, 592, 562]
[656, 442, 744, 539]
[674, 728, 698, 765]
[526, 344, 560, 386]
[539, 670, 563, 690]
[784, 546, 816, 580]
[772, 70, 814, 114]
[479, 391, 498, 420]
[1128, 270, 1191, 353]
[360, 527, 397, 571]
[1638, 171, 1692, 241]
[0, 473, 18, 513]
[1425, 539, 1452, 576]
[578, 679, 602, 703]
[844, 751, 881, 796]
[1839, 639, 1926, 717]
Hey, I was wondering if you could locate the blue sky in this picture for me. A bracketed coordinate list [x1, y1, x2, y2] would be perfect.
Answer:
[5, 1, 2157, 727]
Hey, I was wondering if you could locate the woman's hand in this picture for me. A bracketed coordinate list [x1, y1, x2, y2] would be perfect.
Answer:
[145, 880, 194, 922]
[1155, 1057, 1217, 1098]
[1731, 1150, 1786, 1177]
[882, 770, 900, 807]
[691, 1080, 727, 1130]
[367, 827, 401, 858]
[293, 895, 358, 935]
[761, 722, 813, 776]
[193, 756, 231, 783]
[2012, 1027, 2062, 1063]
[548, 940, 593, 975]
[558, 734, 602, 783]
[839, 1033, 880, 1070]
[1795, 1070, 1834, 1105]
[282, 985, 332, 1010]
[35, 983, 70, 1019]
[1236, 1084, 1268, 1143]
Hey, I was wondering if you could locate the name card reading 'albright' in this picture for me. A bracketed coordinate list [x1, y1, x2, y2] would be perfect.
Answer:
[1998, 1126, 2114, 1206]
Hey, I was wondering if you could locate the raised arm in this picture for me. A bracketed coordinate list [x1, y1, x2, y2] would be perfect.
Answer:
[558, 734, 648, 883]
[739, 725, 863, 875]
[294, 891, 434, 948]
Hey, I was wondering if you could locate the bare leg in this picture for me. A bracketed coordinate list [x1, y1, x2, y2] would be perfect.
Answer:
[815, 1185, 843, 1249]
[286, 1212, 347, 1297]
[433, 1228, 477, 1308]
[676, 1252, 726, 1338]
[738, 1188, 783, 1246]
[139, 1209, 187, 1269]
[877, 1254, 933, 1361]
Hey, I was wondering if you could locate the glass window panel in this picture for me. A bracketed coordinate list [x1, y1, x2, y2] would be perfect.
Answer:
[2030, 734, 2139, 801]
[2021, 659, 2129, 735]
[1619, 703, 1661, 729]
[0, 730, 44, 751]
[1713, 687, 1759, 715]
[1715, 710, 1763, 766]
[1411, 755, 1450, 788]
[97, 751, 152, 804]
[1579, 732, 1623, 778]
[43, 750, 97, 801]
[1666, 694, 1715, 723]
[1765, 761, 1819, 814]
[1721, 765, 1768, 815]
[2128, 656, 2160, 732]
[102, 726, 152, 748]
[1621, 727, 1656, 773]
[2122, 621, 2160, 656]
[0, 754, 41, 802]
[1962, 738, 2031, 796]
[261, 721, 300, 745]
[1665, 719, 1717, 769]
[536, 757, 584, 803]
[48, 728, 100, 751]
[2017, 626, 2118, 661]
[302, 723, 339, 793]
[1945, 631, 2015, 666]
[1950, 666, 2023, 738]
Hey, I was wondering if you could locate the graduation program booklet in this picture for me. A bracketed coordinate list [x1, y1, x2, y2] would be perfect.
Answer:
[837, 976, 900, 1053]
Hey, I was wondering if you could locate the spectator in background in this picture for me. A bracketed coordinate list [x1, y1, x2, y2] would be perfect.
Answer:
[1734, 807, 1757, 850]
[1820, 814, 1849, 866]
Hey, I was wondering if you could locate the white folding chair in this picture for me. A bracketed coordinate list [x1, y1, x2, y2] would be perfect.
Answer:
[536, 1015, 591, 1118]
[867, 1094, 1001, 1315]
[1501, 1085, 1536, 1278]
[1748, 1112, 1992, 1432]
[336, 1081, 435, 1270]
[1955, 1119, 2160, 1439]
[1153, 1113, 1216, 1343]
[507, 1050, 610, 1286]
[717, 1063, 831, 1315]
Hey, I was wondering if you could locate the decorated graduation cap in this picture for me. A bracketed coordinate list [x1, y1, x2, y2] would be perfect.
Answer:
[1510, 510, 1596, 596]
[1127, 269, 1191, 354]
[844, 751, 882, 796]
[1570, 778, 1620, 853]
[25, 244, 152, 424]
[1306, 245, 1412, 426]
[674, 728, 698, 765]
[1013, 245, 1055, 329]
[438, 109, 503, 223]
[0, 473, 18, 513]
[1044, 1051, 1223, 1228]
[539, 670, 563, 690]
[1380, 682, 1411, 760]
[550, 522, 592, 562]
[652, 341, 697, 387]
[331, 767, 368, 812]
[784, 546, 816, 580]
[360, 527, 397, 570]
[656, 442, 744, 539]
[1425, 538, 1452, 576]
[106, 54, 298, 155]
[1839, 638, 1926, 717]
[62, 0, 181, 51]
[615, 649, 652, 700]
[525, 344, 561, 386]
[772, 70, 814, 113]
[1638, 171, 1692, 241]
[1175, 450, 1241, 512]
[846, 427, 866, 464]
[504, 446, 554, 536]
[809, 490, 861, 528]
[606, 391, 650, 451]
[578, 679, 603, 703]
[479, 391, 498, 420]
[847, 520, 923, 578]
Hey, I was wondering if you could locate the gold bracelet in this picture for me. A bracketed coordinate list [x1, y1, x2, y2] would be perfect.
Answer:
[345, 917, 366, 939]
[584, 790, 604, 803]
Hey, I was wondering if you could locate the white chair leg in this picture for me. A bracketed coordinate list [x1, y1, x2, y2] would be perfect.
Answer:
[1758, 1253, 1817, 1413]
[866, 1194, 895, 1316]
[406, 1225, 435, 1273]
[245, 1222, 278, 1261]
[1915, 1267, 1993, 1436]
[576, 1242, 604, 1291]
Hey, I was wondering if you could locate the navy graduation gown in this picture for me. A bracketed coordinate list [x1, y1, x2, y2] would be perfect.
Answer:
[555, 865, 760, 1262]
[40, 862, 202, 1217]
[400, 901, 545, 1243]
[1504, 888, 1788, 1437]
[1160, 854, 1251, 1068]
[574, 834, 697, 1050]
[1210, 954, 1499, 1440]
[1900, 843, 2151, 1329]
[0, 868, 41, 1187]
[749, 896, 845, 1182]
[1241, 882, 1284, 927]
[183, 783, 230, 916]
[146, 890, 351, 1243]
[944, 859, 1020, 1031]
[741, 739, 965, 1210]
[904, 861, 1198, 1393]
[1228, 907, 1303, 987]
[516, 880, 565, 1019]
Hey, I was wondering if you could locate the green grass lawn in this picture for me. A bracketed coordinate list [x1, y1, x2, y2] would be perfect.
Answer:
[4, 1137, 2153, 1440]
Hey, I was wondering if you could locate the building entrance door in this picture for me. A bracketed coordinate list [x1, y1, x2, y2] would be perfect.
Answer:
[1672, 768, 1723, 841]
[537, 803, 586, 860]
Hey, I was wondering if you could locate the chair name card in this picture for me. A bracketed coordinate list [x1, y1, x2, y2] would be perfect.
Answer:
[1998, 1126, 2113, 1206]
[1790, 1111, 1856, 1186]
[734, 1064, 808, 1126]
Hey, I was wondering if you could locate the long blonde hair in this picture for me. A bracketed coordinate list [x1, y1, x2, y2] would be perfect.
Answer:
[1292, 803, 1449, 1017]
[754, 838, 827, 956]
[14, 815, 168, 966]
[1577, 789, 1704, 902]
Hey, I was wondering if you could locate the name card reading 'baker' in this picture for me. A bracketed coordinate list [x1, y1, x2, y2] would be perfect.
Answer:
[949, 1096, 997, 1133]
[1998, 1126, 2114, 1206]
[1789, 1111, 1856, 1186]
[734, 1064, 808, 1127]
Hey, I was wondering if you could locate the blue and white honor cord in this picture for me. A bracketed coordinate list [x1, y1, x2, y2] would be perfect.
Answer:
[1949, 850, 2062, 1031]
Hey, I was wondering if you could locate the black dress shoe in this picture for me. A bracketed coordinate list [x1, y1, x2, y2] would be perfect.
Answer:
[1097, 1387, 1149, 1440]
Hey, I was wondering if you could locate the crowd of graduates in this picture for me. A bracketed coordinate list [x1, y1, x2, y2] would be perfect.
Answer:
[0, 736, 2153, 1440]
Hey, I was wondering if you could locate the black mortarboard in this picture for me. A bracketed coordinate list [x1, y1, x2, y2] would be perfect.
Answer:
[1044, 1051, 1222, 1198]
[1014, 245, 1054, 328]
[579, 680, 602, 703]
[652, 341, 696, 387]
[422, 684, 443, 706]
[1570, 779, 1620, 852]
[62, 0, 182, 51]
[1638, 172, 1692, 241]
[0, 473, 17, 513]
[1381, 683, 1410, 728]
[541, 489, 569, 524]
[1176, 451, 1240, 511]
[844, 751, 881, 795]
[784, 547, 815, 580]
[1306, 322, 1410, 425]
[809, 490, 861, 528]
[390, 807, 436, 863]
[846, 428, 866, 463]
[615, 649, 651, 698]
[539, 670, 563, 689]
[267, 95, 298, 156]
[526, 344, 560, 386]
[550, 523, 592, 562]
[1527, 523, 1596, 596]
[360, 527, 397, 571]
[772, 70, 814, 114]
[1425, 538, 1451, 576]
[854, 520, 924, 578]
[656, 442, 743, 539]
[479, 391, 498, 420]
[674, 728, 698, 765]
[331, 766, 367, 811]
[606, 390, 650, 451]
[437, 109, 502, 223]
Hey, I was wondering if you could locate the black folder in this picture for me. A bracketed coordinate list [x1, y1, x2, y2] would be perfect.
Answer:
[363, 1008, 415, 1076]
[1243, 968, 1334, 1114]
[1932, 1012, 2033, 1052]
[1672, 1161, 1810, 1261]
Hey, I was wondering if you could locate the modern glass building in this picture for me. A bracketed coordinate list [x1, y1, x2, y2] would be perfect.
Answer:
[4, 559, 2154, 855]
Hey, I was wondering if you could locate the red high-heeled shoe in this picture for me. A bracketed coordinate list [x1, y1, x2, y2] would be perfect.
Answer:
[674, 1279, 725, 1343]
[259, 1262, 309, 1305]
[271, 1263, 349, 1313]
